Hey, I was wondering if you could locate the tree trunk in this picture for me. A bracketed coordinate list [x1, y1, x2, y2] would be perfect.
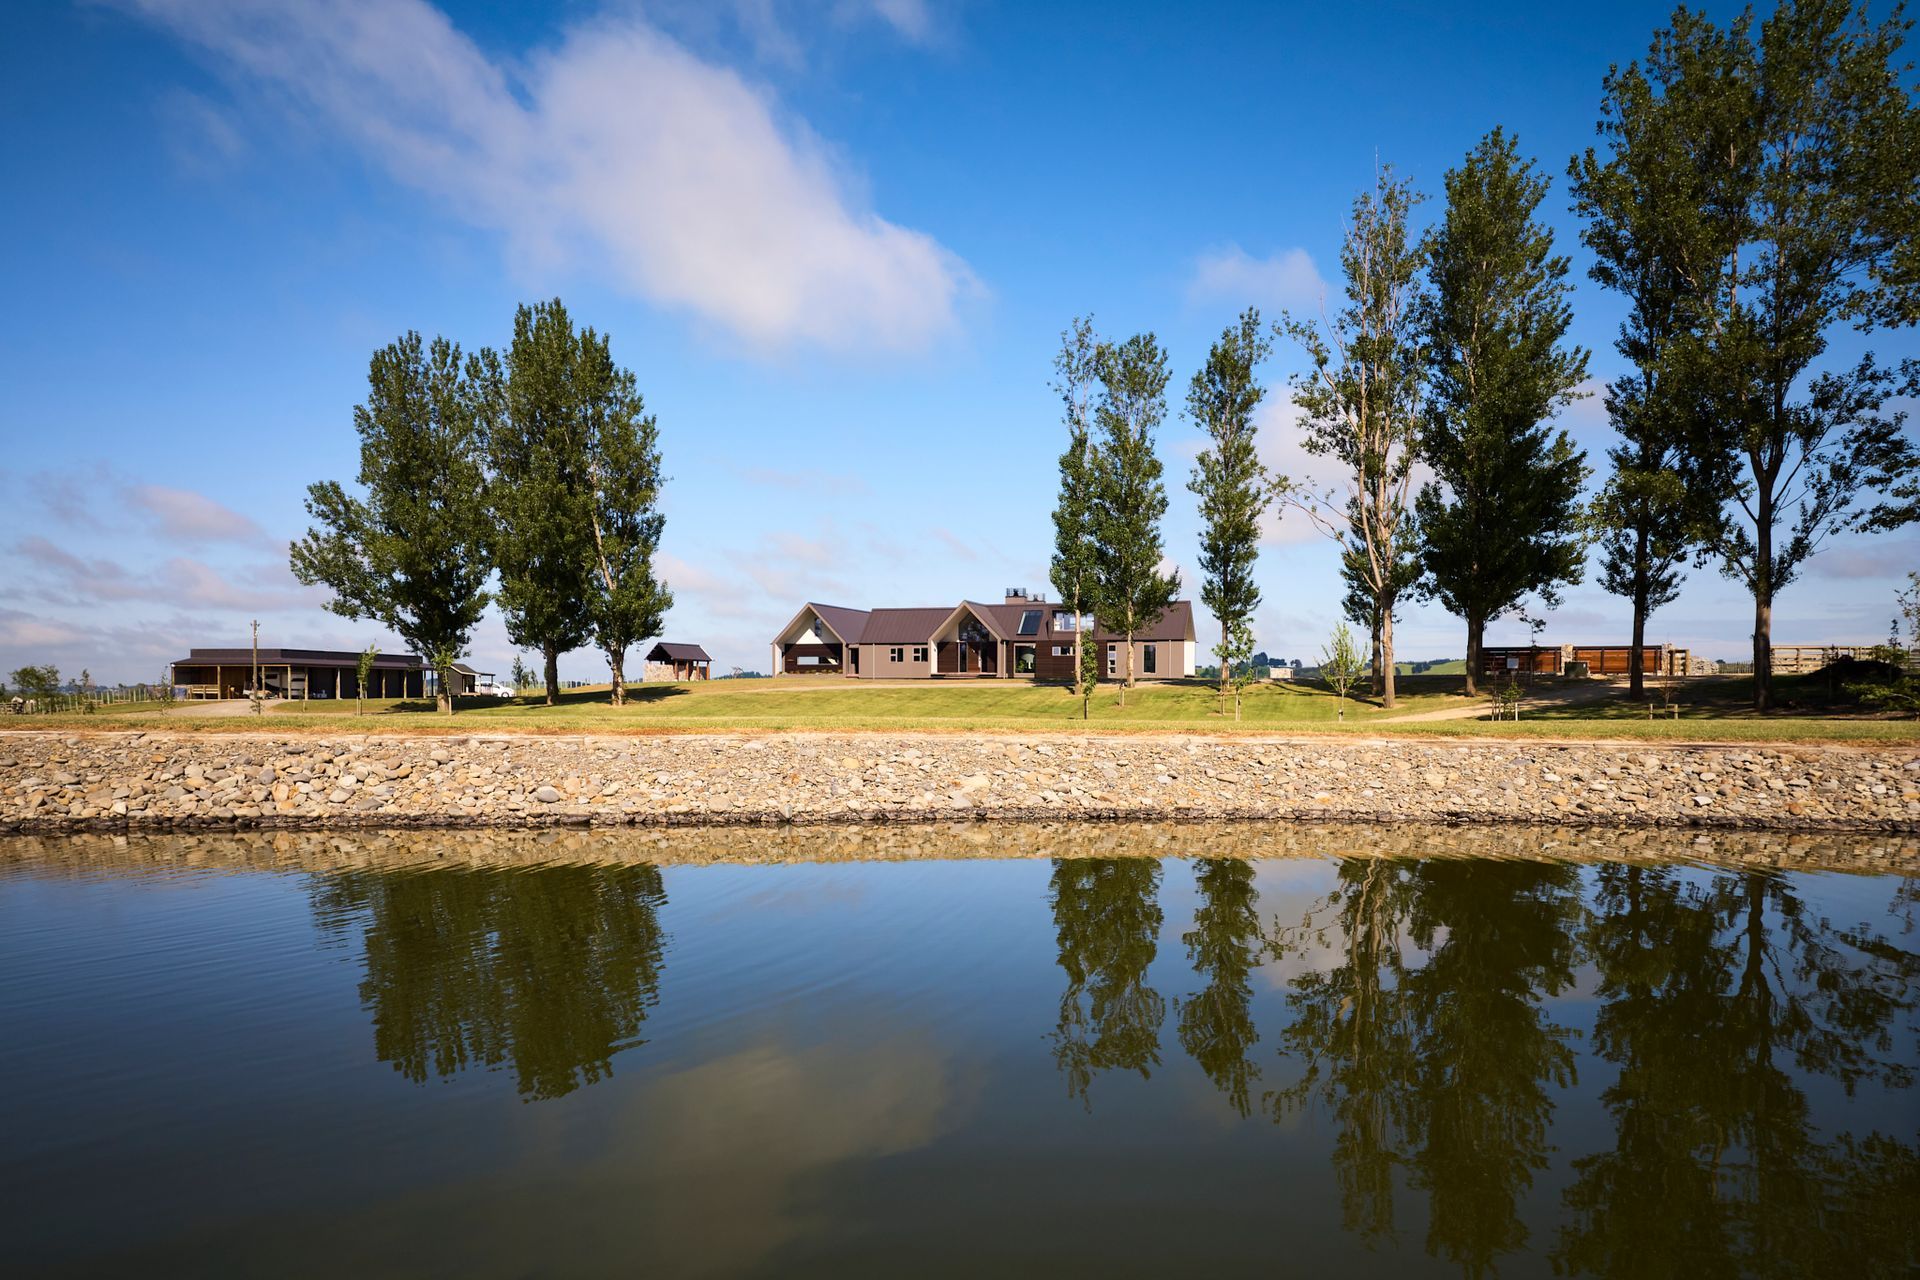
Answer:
[1379, 592, 1397, 710]
[1121, 630, 1134, 706]
[609, 650, 625, 707]
[1629, 595, 1648, 702]
[1753, 490, 1773, 712]
[1464, 615, 1483, 697]
[1219, 620, 1230, 715]
[1370, 609, 1384, 697]
[544, 645, 560, 707]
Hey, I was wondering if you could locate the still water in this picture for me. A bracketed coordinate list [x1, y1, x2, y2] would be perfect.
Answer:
[2, 825, 1916, 1277]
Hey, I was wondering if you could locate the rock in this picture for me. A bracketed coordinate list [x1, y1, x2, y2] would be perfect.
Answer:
[534, 786, 562, 804]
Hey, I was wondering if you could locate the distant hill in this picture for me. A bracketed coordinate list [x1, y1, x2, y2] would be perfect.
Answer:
[1395, 659, 1465, 676]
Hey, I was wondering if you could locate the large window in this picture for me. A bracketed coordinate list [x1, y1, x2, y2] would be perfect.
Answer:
[1144, 644, 1157, 674]
[1014, 645, 1036, 673]
[1052, 611, 1077, 632]
[1018, 609, 1041, 636]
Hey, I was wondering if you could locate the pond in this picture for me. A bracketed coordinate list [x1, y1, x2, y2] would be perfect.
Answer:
[2, 825, 1916, 1277]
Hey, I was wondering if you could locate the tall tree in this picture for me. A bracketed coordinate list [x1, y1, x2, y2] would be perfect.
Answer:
[1187, 308, 1273, 718]
[1570, 41, 1740, 700]
[1176, 859, 1263, 1116]
[1658, 2, 1920, 710]
[1340, 507, 1420, 692]
[484, 300, 598, 706]
[1050, 316, 1101, 716]
[1419, 129, 1591, 696]
[1275, 167, 1429, 708]
[291, 332, 491, 715]
[1048, 858, 1167, 1109]
[1087, 332, 1181, 706]
[576, 324, 673, 706]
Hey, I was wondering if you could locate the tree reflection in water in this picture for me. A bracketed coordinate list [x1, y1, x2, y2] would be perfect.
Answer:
[1555, 865, 1920, 1278]
[311, 864, 668, 1100]
[1048, 858, 1166, 1107]
[1177, 859, 1264, 1116]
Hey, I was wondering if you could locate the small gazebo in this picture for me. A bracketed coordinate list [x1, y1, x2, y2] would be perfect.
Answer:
[644, 642, 712, 682]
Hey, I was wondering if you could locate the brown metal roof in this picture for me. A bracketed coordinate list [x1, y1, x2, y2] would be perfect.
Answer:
[647, 642, 712, 662]
[806, 603, 871, 645]
[174, 647, 422, 669]
[1090, 600, 1194, 643]
[859, 608, 954, 644]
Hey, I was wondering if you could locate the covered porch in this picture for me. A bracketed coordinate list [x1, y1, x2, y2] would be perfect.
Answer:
[930, 605, 1005, 677]
[771, 606, 852, 676]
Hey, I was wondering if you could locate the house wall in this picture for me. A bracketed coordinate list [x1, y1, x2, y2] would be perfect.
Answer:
[857, 644, 935, 679]
[936, 639, 998, 675]
[1100, 639, 1192, 681]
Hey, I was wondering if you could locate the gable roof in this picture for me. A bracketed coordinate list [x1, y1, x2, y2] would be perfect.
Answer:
[807, 603, 871, 645]
[860, 608, 954, 644]
[647, 642, 711, 662]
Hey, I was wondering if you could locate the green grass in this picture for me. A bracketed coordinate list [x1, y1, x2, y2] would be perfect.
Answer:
[10, 673, 1918, 742]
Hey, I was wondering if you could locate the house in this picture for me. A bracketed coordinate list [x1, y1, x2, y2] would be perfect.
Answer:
[169, 647, 424, 700]
[1479, 643, 1695, 678]
[644, 642, 712, 681]
[770, 589, 1197, 680]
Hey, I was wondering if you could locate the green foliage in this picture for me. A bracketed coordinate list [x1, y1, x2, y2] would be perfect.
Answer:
[1177, 860, 1263, 1116]
[483, 301, 599, 704]
[575, 318, 672, 706]
[1051, 317, 1104, 718]
[1275, 167, 1428, 708]
[291, 332, 491, 715]
[1186, 308, 1272, 716]
[1087, 331, 1180, 703]
[1600, 2, 1920, 707]
[509, 654, 534, 697]
[1419, 129, 1591, 694]
[11, 665, 59, 699]
[1318, 622, 1364, 718]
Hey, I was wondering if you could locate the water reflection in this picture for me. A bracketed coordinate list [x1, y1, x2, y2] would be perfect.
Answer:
[1048, 858, 1166, 1105]
[1177, 859, 1263, 1116]
[5, 827, 1913, 1275]
[1556, 865, 1920, 1277]
[311, 865, 668, 1100]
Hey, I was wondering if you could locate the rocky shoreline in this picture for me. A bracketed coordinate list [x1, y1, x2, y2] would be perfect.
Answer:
[2, 729, 1917, 834]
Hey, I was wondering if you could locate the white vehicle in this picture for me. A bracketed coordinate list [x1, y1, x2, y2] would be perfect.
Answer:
[473, 681, 516, 698]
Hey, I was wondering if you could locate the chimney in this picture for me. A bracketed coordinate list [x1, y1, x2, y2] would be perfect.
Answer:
[1004, 587, 1029, 603]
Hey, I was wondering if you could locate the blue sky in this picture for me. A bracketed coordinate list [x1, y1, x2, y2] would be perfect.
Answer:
[3, 0, 1915, 684]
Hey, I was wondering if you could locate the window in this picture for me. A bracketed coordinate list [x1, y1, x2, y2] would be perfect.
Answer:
[912, 646, 928, 662]
[1018, 609, 1041, 636]
[1014, 645, 1036, 674]
[797, 655, 821, 666]
[1052, 611, 1077, 632]
[889, 647, 904, 663]
[1144, 644, 1157, 674]
[1106, 644, 1117, 675]
[1053, 645, 1071, 657]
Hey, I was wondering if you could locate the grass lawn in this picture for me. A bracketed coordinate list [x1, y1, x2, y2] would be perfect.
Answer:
[11, 673, 1919, 742]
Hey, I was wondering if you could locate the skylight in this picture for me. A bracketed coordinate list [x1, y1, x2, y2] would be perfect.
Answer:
[1018, 609, 1041, 635]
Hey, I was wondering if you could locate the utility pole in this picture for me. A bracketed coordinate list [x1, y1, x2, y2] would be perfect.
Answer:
[250, 619, 262, 717]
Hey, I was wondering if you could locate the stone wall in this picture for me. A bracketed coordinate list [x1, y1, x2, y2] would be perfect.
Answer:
[3, 730, 1917, 833]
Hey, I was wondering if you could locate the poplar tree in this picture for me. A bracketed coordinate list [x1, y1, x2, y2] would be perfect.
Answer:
[1647, 2, 1920, 710]
[1186, 308, 1272, 718]
[1088, 332, 1181, 707]
[484, 300, 598, 706]
[1050, 316, 1101, 716]
[1569, 43, 1737, 700]
[291, 332, 491, 715]
[1419, 129, 1591, 696]
[1275, 167, 1428, 708]
[576, 325, 673, 706]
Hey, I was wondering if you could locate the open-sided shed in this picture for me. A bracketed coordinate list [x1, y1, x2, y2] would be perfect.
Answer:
[644, 642, 712, 681]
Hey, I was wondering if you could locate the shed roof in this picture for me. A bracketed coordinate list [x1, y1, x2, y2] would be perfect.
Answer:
[647, 642, 712, 662]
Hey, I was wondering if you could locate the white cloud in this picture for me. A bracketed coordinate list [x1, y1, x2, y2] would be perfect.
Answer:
[117, 0, 973, 354]
[1187, 245, 1327, 314]
[124, 483, 276, 547]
